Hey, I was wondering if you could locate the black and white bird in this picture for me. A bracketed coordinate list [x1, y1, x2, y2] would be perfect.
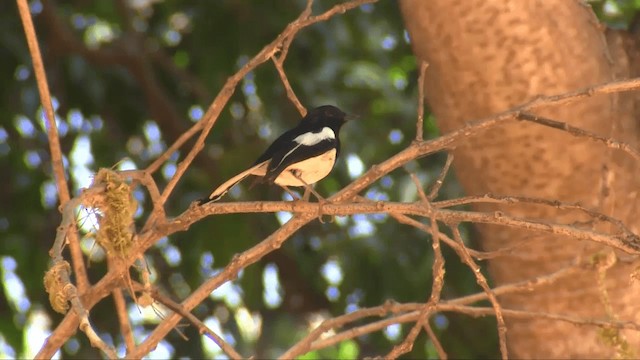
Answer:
[200, 105, 353, 204]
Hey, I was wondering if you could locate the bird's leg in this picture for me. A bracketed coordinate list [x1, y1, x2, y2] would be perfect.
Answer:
[290, 171, 333, 223]
[289, 171, 326, 202]
[302, 187, 311, 202]
[278, 185, 301, 201]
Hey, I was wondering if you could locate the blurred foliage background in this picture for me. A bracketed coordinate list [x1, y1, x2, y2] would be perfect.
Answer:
[0, 0, 637, 358]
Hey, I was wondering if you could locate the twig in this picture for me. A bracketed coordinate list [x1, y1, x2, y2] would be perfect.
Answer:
[389, 211, 484, 259]
[448, 260, 583, 306]
[409, 172, 429, 202]
[386, 198, 445, 359]
[517, 112, 640, 162]
[415, 61, 429, 141]
[69, 285, 119, 359]
[427, 152, 454, 200]
[146, 122, 202, 176]
[309, 301, 640, 354]
[145, 287, 243, 360]
[279, 300, 403, 359]
[423, 321, 447, 360]
[345, 303, 640, 342]
[306, 262, 584, 351]
[16, 0, 89, 291]
[119, 170, 166, 231]
[16, 0, 68, 204]
[305, 306, 414, 353]
[517, 78, 640, 111]
[451, 226, 508, 359]
[272, 56, 307, 116]
[439, 305, 640, 331]
[270, 0, 312, 117]
[144, 0, 317, 179]
[113, 288, 136, 354]
[279, 0, 314, 61]
[376, 196, 536, 261]
[433, 193, 630, 235]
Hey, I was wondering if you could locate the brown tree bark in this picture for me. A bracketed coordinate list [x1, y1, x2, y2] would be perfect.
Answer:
[399, 0, 640, 357]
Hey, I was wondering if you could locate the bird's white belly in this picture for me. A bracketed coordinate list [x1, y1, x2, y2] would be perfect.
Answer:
[274, 148, 337, 186]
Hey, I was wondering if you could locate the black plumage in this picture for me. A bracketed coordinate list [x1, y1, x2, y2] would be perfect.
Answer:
[200, 105, 351, 203]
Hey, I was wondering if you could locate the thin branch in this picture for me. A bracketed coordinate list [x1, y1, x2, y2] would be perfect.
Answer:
[433, 193, 630, 235]
[279, 300, 403, 359]
[146, 287, 243, 360]
[388, 211, 483, 257]
[306, 307, 418, 352]
[279, 0, 314, 61]
[70, 285, 119, 359]
[415, 61, 429, 141]
[312, 303, 640, 352]
[409, 172, 429, 202]
[387, 201, 445, 359]
[145, 121, 202, 175]
[447, 260, 583, 306]
[442, 305, 640, 331]
[113, 288, 136, 354]
[17, 0, 69, 204]
[16, 0, 89, 291]
[119, 170, 166, 231]
[272, 56, 307, 116]
[423, 321, 447, 360]
[428, 152, 454, 200]
[39, 186, 110, 357]
[517, 112, 640, 162]
[393, 210, 584, 264]
[306, 262, 585, 351]
[518, 78, 640, 111]
[451, 226, 508, 359]
[380, 197, 538, 261]
[271, 0, 312, 117]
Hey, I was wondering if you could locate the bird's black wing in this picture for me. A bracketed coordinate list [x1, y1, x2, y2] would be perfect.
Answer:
[201, 127, 303, 203]
[251, 127, 300, 166]
[263, 138, 337, 184]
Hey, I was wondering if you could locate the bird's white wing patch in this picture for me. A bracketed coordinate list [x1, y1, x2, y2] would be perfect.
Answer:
[293, 127, 335, 146]
[273, 143, 302, 170]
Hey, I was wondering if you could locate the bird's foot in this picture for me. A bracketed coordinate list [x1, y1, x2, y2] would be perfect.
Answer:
[316, 197, 335, 224]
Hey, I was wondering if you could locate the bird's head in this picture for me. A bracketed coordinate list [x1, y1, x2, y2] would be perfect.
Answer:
[305, 105, 355, 131]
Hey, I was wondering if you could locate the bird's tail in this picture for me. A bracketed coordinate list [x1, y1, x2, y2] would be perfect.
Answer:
[198, 161, 268, 205]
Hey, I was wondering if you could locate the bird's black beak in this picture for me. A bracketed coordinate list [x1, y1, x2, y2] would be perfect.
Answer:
[345, 113, 359, 121]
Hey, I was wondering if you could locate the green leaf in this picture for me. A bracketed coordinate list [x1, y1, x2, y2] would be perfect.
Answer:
[337, 340, 359, 359]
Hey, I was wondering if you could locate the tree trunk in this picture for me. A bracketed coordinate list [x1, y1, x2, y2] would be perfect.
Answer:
[399, 0, 640, 357]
